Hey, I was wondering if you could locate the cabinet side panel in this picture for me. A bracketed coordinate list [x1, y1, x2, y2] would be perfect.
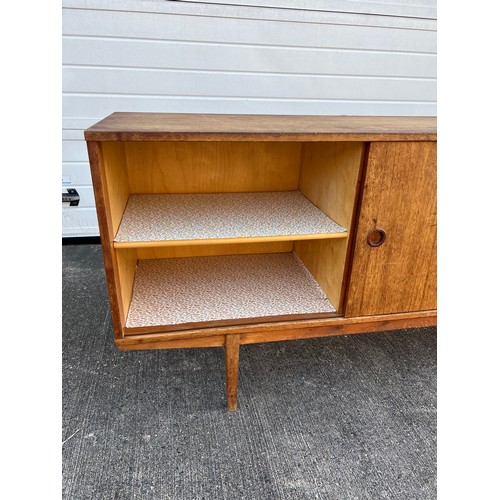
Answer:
[345, 141, 437, 316]
[295, 142, 363, 310]
[87, 141, 126, 338]
[115, 248, 138, 323]
[124, 141, 301, 193]
[100, 142, 130, 236]
[298, 142, 363, 227]
[294, 238, 348, 309]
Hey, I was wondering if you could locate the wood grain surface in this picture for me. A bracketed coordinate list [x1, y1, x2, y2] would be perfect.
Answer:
[115, 248, 138, 321]
[116, 311, 437, 350]
[135, 241, 293, 260]
[99, 142, 130, 237]
[85, 113, 437, 142]
[345, 142, 437, 316]
[124, 141, 301, 193]
[86, 141, 126, 338]
[225, 334, 241, 412]
[295, 142, 364, 309]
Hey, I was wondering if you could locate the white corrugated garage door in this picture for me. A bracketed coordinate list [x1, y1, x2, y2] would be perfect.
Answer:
[62, 0, 436, 237]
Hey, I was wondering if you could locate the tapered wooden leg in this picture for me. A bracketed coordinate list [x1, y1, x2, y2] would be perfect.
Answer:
[224, 333, 240, 412]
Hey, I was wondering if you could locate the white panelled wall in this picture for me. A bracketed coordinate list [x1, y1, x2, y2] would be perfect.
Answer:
[62, 0, 437, 237]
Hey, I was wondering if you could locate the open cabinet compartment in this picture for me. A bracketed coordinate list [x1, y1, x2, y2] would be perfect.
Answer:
[100, 140, 365, 335]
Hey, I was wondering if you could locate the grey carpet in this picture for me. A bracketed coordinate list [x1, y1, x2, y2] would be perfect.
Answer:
[62, 243, 436, 500]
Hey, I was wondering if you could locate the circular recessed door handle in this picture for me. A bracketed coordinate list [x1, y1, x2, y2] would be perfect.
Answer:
[367, 228, 386, 247]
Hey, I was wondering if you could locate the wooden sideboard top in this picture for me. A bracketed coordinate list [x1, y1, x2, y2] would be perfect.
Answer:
[84, 113, 437, 142]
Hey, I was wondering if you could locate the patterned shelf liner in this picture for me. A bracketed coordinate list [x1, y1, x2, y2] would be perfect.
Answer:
[126, 252, 336, 329]
[115, 191, 346, 243]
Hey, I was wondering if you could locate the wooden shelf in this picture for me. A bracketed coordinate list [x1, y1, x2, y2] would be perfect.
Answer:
[114, 191, 347, 248]
[125, 252, 337, 333]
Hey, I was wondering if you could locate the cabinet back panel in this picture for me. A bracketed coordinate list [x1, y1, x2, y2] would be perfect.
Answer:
[124, 141, 302, 193]
[136, 241, 293, 260]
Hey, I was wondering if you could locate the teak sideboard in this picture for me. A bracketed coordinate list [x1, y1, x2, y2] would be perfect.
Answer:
[85, 113, 437, 411]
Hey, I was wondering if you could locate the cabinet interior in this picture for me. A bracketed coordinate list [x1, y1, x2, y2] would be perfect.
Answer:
[100, 140, 365, 333]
